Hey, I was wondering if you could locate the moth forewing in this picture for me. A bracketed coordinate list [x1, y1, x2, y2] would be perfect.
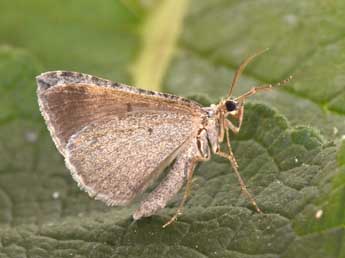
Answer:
[36, 71, 205, 154]
[36, 71, 207, 214]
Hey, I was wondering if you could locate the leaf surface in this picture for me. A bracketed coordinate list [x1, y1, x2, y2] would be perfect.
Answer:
[1, 1, 345, 257]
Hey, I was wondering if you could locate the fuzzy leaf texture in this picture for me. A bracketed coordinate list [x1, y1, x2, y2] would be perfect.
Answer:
[0, 0, 345, 258]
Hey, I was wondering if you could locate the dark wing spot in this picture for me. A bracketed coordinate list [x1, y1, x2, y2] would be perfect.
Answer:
[112, 82, 121, 87]
[36, 78, 50, 90]
[126, 103, 133, 112]
[137, 88, 146, 94]
[91, 76, 103, 85]
[60, 71, 74, 77]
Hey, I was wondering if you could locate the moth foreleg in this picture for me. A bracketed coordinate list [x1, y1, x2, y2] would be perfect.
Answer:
[216, 130, 261, 213]
[216, 149, 238, 169]
[225, 104, 244, 134]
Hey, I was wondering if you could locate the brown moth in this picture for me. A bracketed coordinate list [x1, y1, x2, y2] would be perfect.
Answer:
[36, 51, 292, 227]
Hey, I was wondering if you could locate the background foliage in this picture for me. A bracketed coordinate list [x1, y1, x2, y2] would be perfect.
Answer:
[0, 0, 344, 257]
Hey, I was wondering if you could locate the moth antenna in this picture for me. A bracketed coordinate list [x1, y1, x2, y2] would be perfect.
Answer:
[234, 75, 293, 102]
[227, 48, 269, 98]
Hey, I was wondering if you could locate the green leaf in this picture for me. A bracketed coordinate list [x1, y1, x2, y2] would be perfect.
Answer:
[164, 0, 345, 140]
[0, 0, 141, 82]
[0, 47, 342, 257]
[1, 0, 345, 257]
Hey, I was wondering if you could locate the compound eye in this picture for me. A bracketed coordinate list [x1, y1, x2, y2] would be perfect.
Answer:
[225, 100, 237, 112]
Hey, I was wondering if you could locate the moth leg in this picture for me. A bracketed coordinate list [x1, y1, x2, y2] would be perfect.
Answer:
[215, 129, 261, 213]
[225, 104, 244, 135]
[216, 149, 238, 169]
[220, 104, 243, 168]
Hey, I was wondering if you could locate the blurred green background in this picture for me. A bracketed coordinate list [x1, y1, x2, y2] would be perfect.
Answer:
[0, 0, 345, 257]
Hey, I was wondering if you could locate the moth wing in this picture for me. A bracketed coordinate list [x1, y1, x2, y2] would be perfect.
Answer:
[37, 71, 203, 156]
[65, 111, 200, 206]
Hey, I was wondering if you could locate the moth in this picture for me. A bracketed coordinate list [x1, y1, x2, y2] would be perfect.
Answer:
[36, 51, 291, 227]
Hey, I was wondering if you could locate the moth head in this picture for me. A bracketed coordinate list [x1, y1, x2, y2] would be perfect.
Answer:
[222, 98, 242, 117]
[225, 99, 237, 112]
[223, 49, 292, 110]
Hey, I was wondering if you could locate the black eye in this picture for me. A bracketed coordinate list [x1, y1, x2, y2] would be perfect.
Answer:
[225, 100, 237, 112]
